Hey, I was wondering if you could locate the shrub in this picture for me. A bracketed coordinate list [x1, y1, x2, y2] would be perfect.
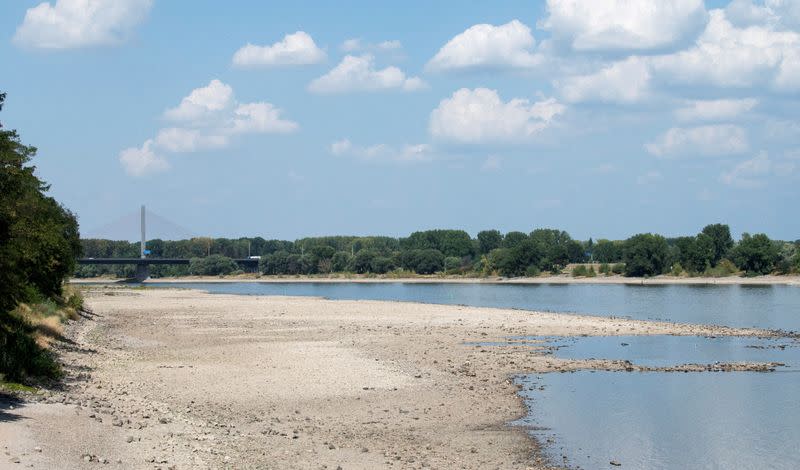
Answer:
[599, 263, 610, 275]
[572, 265, 588, 277]
[611, 263, 625, 275]
[671, 263, 684, 277]
[444, 256, 462, 273]
[189, 255, 238, 276]
[525, 265, 541, 277]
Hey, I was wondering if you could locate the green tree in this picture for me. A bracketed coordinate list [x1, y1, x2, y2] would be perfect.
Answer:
[592, 239, 623, 263]
[732, 233, 779, 275]
[701, 223, 734, 265]
[477, 230, 502, 254]
[623, 233, 669, 277]
[189, 255, 238, 275]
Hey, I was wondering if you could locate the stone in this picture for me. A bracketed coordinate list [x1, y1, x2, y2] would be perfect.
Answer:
[610, 460, 622, 466]
[126, 436, 135, 443]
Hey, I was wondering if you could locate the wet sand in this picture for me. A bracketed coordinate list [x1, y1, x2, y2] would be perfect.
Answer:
[0, 288, 784, 469]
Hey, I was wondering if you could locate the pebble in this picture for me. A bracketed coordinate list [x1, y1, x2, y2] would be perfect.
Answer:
[126, 436, 135, 443]
[610, 460, 622, 466]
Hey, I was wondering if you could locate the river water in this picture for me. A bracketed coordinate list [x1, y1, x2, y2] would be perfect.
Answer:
[146, 281, 800, 468]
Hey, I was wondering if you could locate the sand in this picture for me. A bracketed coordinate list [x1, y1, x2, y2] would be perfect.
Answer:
[0, 287, 785, 469]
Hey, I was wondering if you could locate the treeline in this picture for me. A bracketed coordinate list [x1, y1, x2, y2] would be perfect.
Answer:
[1, 92, 82, 381]
[79, 224, 800, 278]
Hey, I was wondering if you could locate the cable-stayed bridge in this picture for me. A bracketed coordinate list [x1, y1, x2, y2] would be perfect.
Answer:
[77, 206, 258, 281]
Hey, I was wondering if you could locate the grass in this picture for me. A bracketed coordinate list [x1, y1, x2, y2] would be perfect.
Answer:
[0, 380, 38, 393]
[0, 284, 84, 383]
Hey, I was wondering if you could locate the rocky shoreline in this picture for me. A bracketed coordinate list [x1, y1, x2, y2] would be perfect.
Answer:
[1, 287, 790, 469]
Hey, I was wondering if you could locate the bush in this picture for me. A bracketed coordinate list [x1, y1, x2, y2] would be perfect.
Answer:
[611, 263, 625, 274]
[444, 256, 462, 273]
[704, 258, 738, 277]
[525, 265, 541, 277]
[671, 262, 684, 277]
[572, 265, 588, 277]
[599, 263, 610, 275]
[189, 255, 238, 276]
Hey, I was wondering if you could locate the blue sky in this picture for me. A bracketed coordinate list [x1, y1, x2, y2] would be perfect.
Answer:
[2, 0, 798, 241]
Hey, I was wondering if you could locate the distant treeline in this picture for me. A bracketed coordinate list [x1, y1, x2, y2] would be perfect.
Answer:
[78, 224, 800, 278]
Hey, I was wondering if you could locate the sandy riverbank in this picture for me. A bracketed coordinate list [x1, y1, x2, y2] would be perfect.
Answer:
[70, 273, 800, 286]
[0, 288, 785, 469]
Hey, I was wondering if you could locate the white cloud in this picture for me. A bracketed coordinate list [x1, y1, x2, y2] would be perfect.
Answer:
[330, 139, 432, 163]
[481, 155, 502, 172]
[119, 139, 169, 176]
[232, 31, 326, 67]
[558, 57, 651, 103]
[636, 171, 663, 185]
[720, 151, 772, 188]
[539, 0, 708, 51]
[675, 98, 758, 122]
[429, 88, 565, 144]
[231, 103, 299, 134]
[340, 38, 402, 53]
[651, 9, 800, 91]
[163, 79, 234, 122]
[725, 0, 800, 29]
[645, 125, 749, 158]
[426, 20, 542, 72]
[308, 55, 425, 94]
[120, 80, 298, 176]
[13, 0, 152, 49]
[155, 128, 228, 153]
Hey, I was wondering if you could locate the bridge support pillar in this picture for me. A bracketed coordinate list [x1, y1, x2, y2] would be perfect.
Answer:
[135, 264, 150, 282]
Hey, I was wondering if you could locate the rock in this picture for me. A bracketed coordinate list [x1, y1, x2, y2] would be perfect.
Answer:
[610, 460, 622, 466]
[34, 447, 42, 453]
[112, 419, 123, 427]
[10, 456, 20, 463]
[83, 455, 92, 462]
[159, 417, 170, 424]
[126, 436, 135, 443]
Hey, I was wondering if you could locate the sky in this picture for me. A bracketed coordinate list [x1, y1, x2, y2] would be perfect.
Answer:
[1, 0, 798, 241]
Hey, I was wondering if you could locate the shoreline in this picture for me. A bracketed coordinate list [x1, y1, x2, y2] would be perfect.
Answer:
[70, 273, 800, 286]
[1, 288, 789, 468]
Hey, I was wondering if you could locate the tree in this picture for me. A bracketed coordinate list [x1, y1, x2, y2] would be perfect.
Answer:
[331, 251, 353, 272]
[623, 233, 669, 277]
[189, 255, 238, 275]
[701, 224, 734, 265]
[502, 231, 528, 249]
[732, 233, 779, 275]
[477, 230, 502, 254]
[593, 239, 623, 263]
[353, 249, 378, 274]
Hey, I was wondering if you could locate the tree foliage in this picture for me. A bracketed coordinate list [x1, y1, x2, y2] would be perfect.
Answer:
[623, 233, 669, 277]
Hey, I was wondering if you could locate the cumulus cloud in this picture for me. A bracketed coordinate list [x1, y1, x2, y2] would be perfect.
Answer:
[720, 151, 773, 188]
[14, 0, 152, 49]
[539, 0, 708, 51]
[645, 125, 749, 158]
[308, 55, 425, 93]
[120, 80, 298, 176]
[340, 38, 402, 53]
[651, 9, 800, 91]
[426, 20, 542, 72]
[154, 128, 228, 153]
[725, 0, 800, 29]
[163, 79, 234, 122]
[232, 31, 326, 67]
[119, 139, 169, 176]
[558, 57, 651, 103]
[674, 98, 758, 122]
[330, 139, 432, 163]
[429, 88, 565, 144]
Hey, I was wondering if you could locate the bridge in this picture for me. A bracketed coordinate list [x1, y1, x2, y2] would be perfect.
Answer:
[77, 206, 257, 281]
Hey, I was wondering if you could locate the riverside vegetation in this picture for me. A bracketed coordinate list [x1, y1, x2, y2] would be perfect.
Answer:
[78, 224, 800, 279]
[0, 92, 83, 384]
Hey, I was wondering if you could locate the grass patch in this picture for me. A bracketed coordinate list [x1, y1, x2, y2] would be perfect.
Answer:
[0, 380, 38, 393]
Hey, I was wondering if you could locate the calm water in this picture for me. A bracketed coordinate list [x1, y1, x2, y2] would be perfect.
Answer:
[148, 281, 800, 331]
[144, 281, 800, 468]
